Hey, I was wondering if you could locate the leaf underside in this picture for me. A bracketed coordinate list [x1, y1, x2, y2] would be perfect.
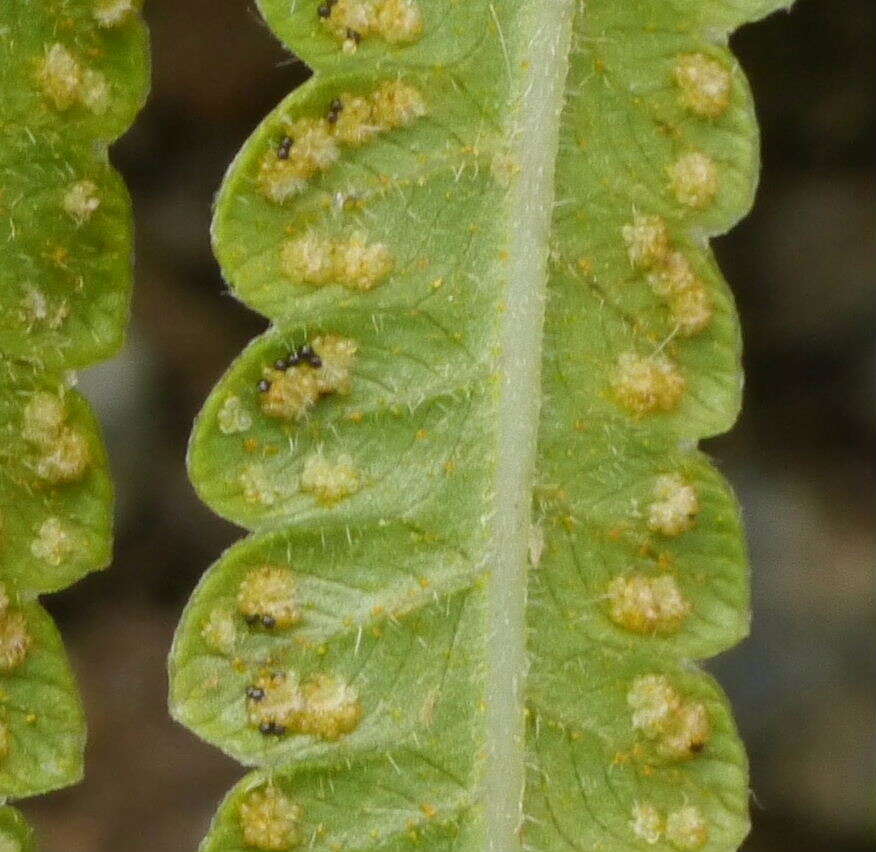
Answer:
[0, 0, 149, 814]
[0, 805, 38, 852]
[171, 2, 790, 851]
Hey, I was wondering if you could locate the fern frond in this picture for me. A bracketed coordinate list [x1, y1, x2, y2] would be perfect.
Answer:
[171, 2, 791, 850]
[0, 0, 149, 816]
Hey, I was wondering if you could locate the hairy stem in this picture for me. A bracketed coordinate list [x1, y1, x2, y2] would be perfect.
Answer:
[486, 3, 575, 849]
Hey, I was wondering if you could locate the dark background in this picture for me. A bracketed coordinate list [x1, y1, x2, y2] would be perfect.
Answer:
[20, 1, 876, 849]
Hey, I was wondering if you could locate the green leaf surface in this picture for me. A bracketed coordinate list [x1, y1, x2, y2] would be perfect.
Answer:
[0, 0, 149, 802]
[173, 1, 791, 850]
[0, 603, 86, 799]
[0, 806, 39, 852]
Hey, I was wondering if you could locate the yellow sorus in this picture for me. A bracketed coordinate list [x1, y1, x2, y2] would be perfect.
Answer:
[93, 0, 136, 26]
[217, 395, 252, 435]
[648, 250, 697, 297]
[668, 284, 713, 335]
[611, 352, 685, 416]
[22, 392, 91, 484]
[22, 391, 66, 445]
[257, 118, 339, 203]
[200, 607, 237, 655]
[649, 251, 713, 336]
[246, 670, 362, 740]
[281, 231, 393, 291]
[246, 670, 305, 736]
[666, 805, 710, 849]
[315, 231, 393, 289]
[371, 80, 426, 130]
[300, 452, 360, 505]
[257, 82, 425, 201]
[373, 0, 423, 43]
[34, 429, 91, 482]
[238, 786, 303, 851]
[607, 573, 690, 635]
[369, 79, 427, 129]
[668, 151, 719, 209]
[236, 566, 300, 630]
[294, 673, 364, 740]
[621, 214, 670, 270]
[300, 335, 357, 394]
[39, 43, 109, 113]
[630, 802, 709, 849]
[319, 0, 423, 52]
[674, 52, 732, 119]
[329, 93, 381, 146]
[630, 802, 663, 845]
[239, 464, 278, 507]
[259, 335, 357, 421]
[627, 674, 711, 759]
[623, 218, 713, 334]
[20, 288, 70, 331]
[330, 80, 426, 145]
[627, 673, 680, 732]
[30, 517, 78, 566]
[62, 180, 101, 225]
[648, 473, 700, 537]
[0, 608, 31, 671]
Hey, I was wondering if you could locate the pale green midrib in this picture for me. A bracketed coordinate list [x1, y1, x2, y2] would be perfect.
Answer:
[485, 4, 575, 851]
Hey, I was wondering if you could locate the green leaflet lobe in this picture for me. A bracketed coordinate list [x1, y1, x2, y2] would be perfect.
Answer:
[0, 0, 149, 818]
[0, 806, 39, 852]
[172, 1, 790, 850]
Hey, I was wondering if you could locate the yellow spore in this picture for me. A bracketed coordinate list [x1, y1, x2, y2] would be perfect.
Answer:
[200, 607, 237, 655]
[260, 335, 357, 421]
[674, 53, 732, 118]
[648, 473, 699, 537]
[627, 674, 711, 759]
[62, 180, 101, 224]
[607, 574, 690, 634]
[23, 392, 91, 484]
[246, 670, 362, 740]
[257, 82, 426, 200]
[22, 392, 65, 445]
[630, 802, 663, 845]
[319, 0, 423, 51]
[668, 152, 719, 209]
[611, 352, 685, 415]
[281, 231, 393, 291]
[300, 453, 360, 505]
[649, 251, 713, 336]
[217, 395, 252, 435]
[374, 0, 423, 43]
[330, 93, 382, 146]
[238, 786, 303, 851]
[369, 80, 427, 130]
[622, 214, 670, 270]
[257, 118, 339, 203]
[668, 284, 713, 335]
[666, 805, 710, 849]
[0, 609, 31, 671]
[247, 670, 305, 734]
[30, 517, 78, 565]
[295, 673, 363, 740]
[236, 566, 300, 629]
[39, 44, 109, 113]
[649, 250, 696, 297]
[93, 0, 136, 26]
[239, 464, 277, 506]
